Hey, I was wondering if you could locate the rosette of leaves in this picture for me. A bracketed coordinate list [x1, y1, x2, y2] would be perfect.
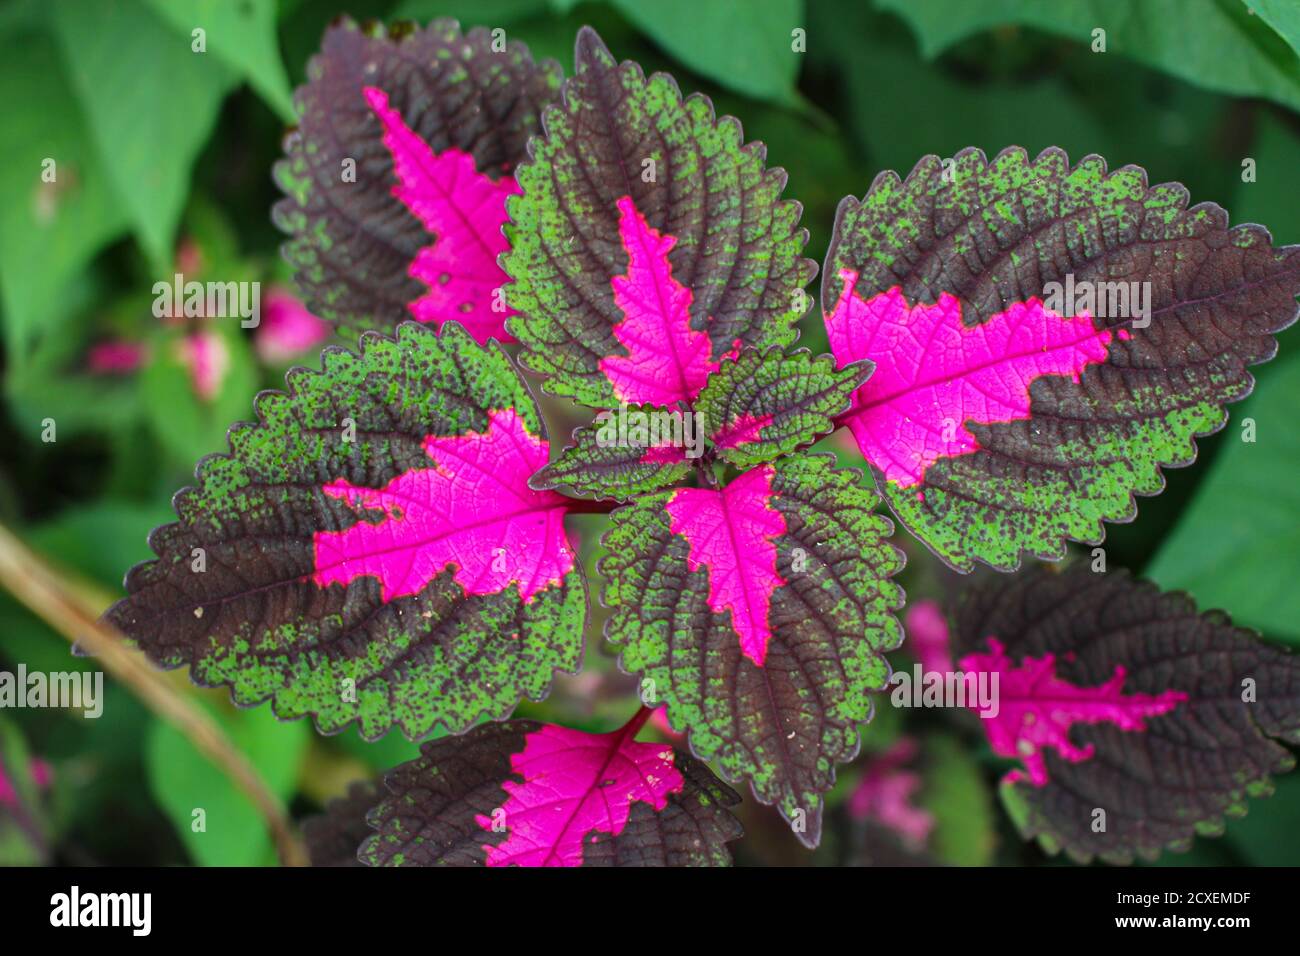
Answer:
[106, 18, 1300, 865]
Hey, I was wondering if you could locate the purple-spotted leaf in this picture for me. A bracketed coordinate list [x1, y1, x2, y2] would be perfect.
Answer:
[503, 27, 814, 406]
[304, 780, 378, 867]
[103, 322, 587, 740]
[695, 348, 871, 469]
[273, 18, 561, 342]
[824, 146, 1300, 571]
[529, 403, 696, 502]
[601, 453, 905, 847]
[360, 714, 742, 866]
[953, 563, 1300, 864]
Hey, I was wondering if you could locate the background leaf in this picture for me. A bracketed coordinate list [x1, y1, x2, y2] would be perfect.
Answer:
[147, 699, 308, 866]
[608, 0, 806, 106]
[142, 0, 295, 122]
[1147, 354, 1300, 644]
[52, 0, 236, 273]
[878, 0, 1300, 114]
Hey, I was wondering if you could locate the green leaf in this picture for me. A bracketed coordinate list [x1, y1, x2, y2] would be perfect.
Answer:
[530, 404, 695, 502]
[601, 452, 904, 846]
[52, 0, 237, 273]
[139, 323, 259, 469]
[922, 734, 996, 867]
[608, 0, 805, 105]
[695, 347, 868, 468]
[0, 31, 128, 363]
[105, 323, 588, 740]
[878, 0, 1300, 115]
[824, 146, 1300, 571]
[504, 27, 813, 407]
[1147, 354, 1300, 644]
[1244, 0, 1300, 60]
[142, 0, 295, 122]
[146, 700, 308, 866]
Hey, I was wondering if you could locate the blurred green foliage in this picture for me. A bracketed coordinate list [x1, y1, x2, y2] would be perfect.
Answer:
[0, 0, 1297, 866]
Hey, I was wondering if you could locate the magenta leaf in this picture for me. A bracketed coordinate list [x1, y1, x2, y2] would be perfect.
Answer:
[313, 408, 574, 604]
[664, 466, 787, 667]
[824, 146, 1300, 571]
[504, 27, 812, 406]
[953, 563, 1300, 863]
[360, 715, 742, 866]
[104, 323, 587, 740]
[600, 195, 726, 404]
[827, 272, 1113, 488]
[959, 639, 1187, 787]
[360, 86, 522, 343]
[274, 18, 561, 339]
[602, 452, 905, 846]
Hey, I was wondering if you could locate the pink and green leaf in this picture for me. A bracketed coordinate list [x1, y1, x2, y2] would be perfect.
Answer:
[273, 18, 560, 341]
[601, 453, 905, 846]
[529, 403, 695, 502]
[503, 27, 813, 406]
[695, 347, 870, 468]
[954, 563, 1300, 863]
[103, 323, 587, 740]
[360, 716, 742, 866]
[824, 146, 1300, 571]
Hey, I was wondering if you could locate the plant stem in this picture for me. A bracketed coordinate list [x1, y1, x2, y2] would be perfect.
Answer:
[561, 496, 620, 514]
[621, 703, 654, 738]
[0, 521, 308, 867]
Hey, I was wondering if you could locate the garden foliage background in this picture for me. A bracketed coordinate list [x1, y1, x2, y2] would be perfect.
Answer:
[1, 0, 1298, 866]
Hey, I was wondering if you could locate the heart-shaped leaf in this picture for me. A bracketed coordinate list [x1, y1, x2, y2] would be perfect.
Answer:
[273, 17, 561, 341]
[504, 26, 814, 406]
[103, 323, 587, 740]
[601, 453, 905, 846]
[952, 563, 1300, 863]
[360, 714, 742, 866]
[824, 146, 1300, 571]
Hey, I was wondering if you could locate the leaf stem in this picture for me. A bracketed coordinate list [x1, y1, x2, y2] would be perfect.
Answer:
[561, 496, 620, 514]
[621, 703, 654, 738]
[0, 521, 309, 867]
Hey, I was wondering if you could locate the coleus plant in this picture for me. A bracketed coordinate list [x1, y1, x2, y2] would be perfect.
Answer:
[102, 18, 1300, 866]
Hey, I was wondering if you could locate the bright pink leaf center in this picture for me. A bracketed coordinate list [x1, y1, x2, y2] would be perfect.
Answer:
[665, 465, 787, 666]
[364, 85, 520, 344]
[825, 269, 1114, 487]
[958, 638, 1188, 787]
[599, 196, 722, 405]
[312, 408, 574, 604]
[476, 720, 684, 866]
[711, 412, 774, 451]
